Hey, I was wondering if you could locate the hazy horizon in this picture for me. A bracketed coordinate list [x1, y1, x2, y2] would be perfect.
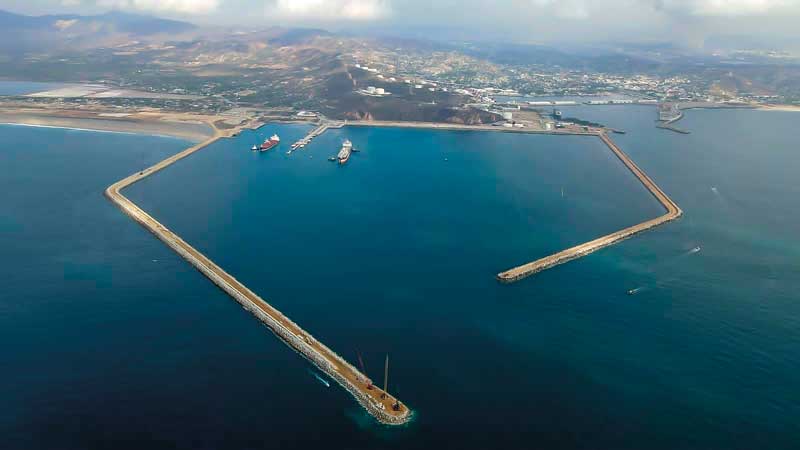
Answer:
[3, 0, 800, 49]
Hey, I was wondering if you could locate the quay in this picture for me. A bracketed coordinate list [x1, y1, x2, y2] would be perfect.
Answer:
[279, 118, 598, 149]
[344, 119, 597, 136]
[496, 132, 683, 283]
[290, 120, 345, 150]
[105, 122, 411, 425]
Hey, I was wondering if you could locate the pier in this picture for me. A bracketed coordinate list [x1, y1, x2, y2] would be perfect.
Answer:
[290, 120, 345, 150]
[283, 118, 596, 152]
[344, 119, 597, 136]
[496, 132, 683, 283]
[106, 122, 411, 425]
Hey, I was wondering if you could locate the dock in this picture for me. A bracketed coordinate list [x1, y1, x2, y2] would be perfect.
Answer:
[105, 122, 411, 425]
[344, 119, 597, 136]
[290, 120, 345, 150]
[496, 132, 683, 283]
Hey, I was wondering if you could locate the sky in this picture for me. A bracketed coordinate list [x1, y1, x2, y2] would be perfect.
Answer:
[4, 0, 800, 47]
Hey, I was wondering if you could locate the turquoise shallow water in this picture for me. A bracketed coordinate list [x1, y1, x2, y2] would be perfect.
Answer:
[2, 108, 800, 449]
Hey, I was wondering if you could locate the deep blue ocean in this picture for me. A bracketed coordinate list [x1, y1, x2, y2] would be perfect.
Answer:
[2, 107, 799, 449]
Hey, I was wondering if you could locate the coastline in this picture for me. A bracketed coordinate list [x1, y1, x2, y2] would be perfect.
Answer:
[757, 104, 800, 112]
[0, 112, 215, 143]
[345, 119, 596, 135]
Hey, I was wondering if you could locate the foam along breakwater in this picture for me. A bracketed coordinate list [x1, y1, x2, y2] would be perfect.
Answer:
[105, 124, 410, 425]
[496, 132, 683, 283]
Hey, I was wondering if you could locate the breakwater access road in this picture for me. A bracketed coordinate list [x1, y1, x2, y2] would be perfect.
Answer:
[496, 132, 683, 283]
[105, 122, 411, 425]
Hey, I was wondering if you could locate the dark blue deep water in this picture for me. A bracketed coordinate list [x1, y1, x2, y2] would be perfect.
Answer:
[2, 107, 799, 449]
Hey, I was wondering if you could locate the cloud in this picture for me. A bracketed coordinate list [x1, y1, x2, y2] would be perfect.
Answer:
[94, 0, 220, 14]
[530, 0, 590, 19]
[271, 0, 391, 20]
[652, 0, 792, 16]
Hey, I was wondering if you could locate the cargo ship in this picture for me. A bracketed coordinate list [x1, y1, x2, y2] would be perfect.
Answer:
[259, 134, 280, 151]
[337, 140, 353, 164]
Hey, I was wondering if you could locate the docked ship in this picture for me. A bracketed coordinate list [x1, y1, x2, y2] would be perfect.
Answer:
[259, 134, 280, 151]
[337, 140, 353, 164]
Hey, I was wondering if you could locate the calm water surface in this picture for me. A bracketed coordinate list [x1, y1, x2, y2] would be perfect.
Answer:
[2, 107, 799, 449]
[0, 81, 67, 96]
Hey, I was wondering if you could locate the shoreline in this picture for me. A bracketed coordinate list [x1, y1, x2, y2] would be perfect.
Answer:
[344, 119, 597, 135]
[0, 112, 215, 143]
[0, 122, 194, 141]
[757, 104, 800, 112]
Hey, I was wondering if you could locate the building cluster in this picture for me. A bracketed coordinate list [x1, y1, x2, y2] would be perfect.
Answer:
[350, 49, 786, 105]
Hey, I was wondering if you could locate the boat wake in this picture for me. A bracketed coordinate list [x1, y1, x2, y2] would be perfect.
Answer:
[627, 245, 701, 295]
[309, 369, 330, 388]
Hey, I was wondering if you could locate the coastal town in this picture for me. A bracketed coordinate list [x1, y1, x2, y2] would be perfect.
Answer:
[1, 17, 797, 131]
[4, 3, 800, 448]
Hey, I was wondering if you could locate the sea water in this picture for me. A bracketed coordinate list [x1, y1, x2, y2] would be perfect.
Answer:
[2, 107, 799, 449]
[0, 81, 68, 96]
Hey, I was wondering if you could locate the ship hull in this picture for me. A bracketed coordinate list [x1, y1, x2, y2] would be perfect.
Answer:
[260, 141, 279, 151]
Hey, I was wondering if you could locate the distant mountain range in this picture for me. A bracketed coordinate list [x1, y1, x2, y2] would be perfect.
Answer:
[0, 9, 195, 53]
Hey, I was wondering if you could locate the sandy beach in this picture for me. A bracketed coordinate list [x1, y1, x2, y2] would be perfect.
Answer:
[758, 104, 800, 112]
[0, 111, 215, 142]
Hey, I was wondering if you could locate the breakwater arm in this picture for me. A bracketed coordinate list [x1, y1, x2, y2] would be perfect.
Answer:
[105, 127, 410, 425]
[496, 132, 682, 283]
